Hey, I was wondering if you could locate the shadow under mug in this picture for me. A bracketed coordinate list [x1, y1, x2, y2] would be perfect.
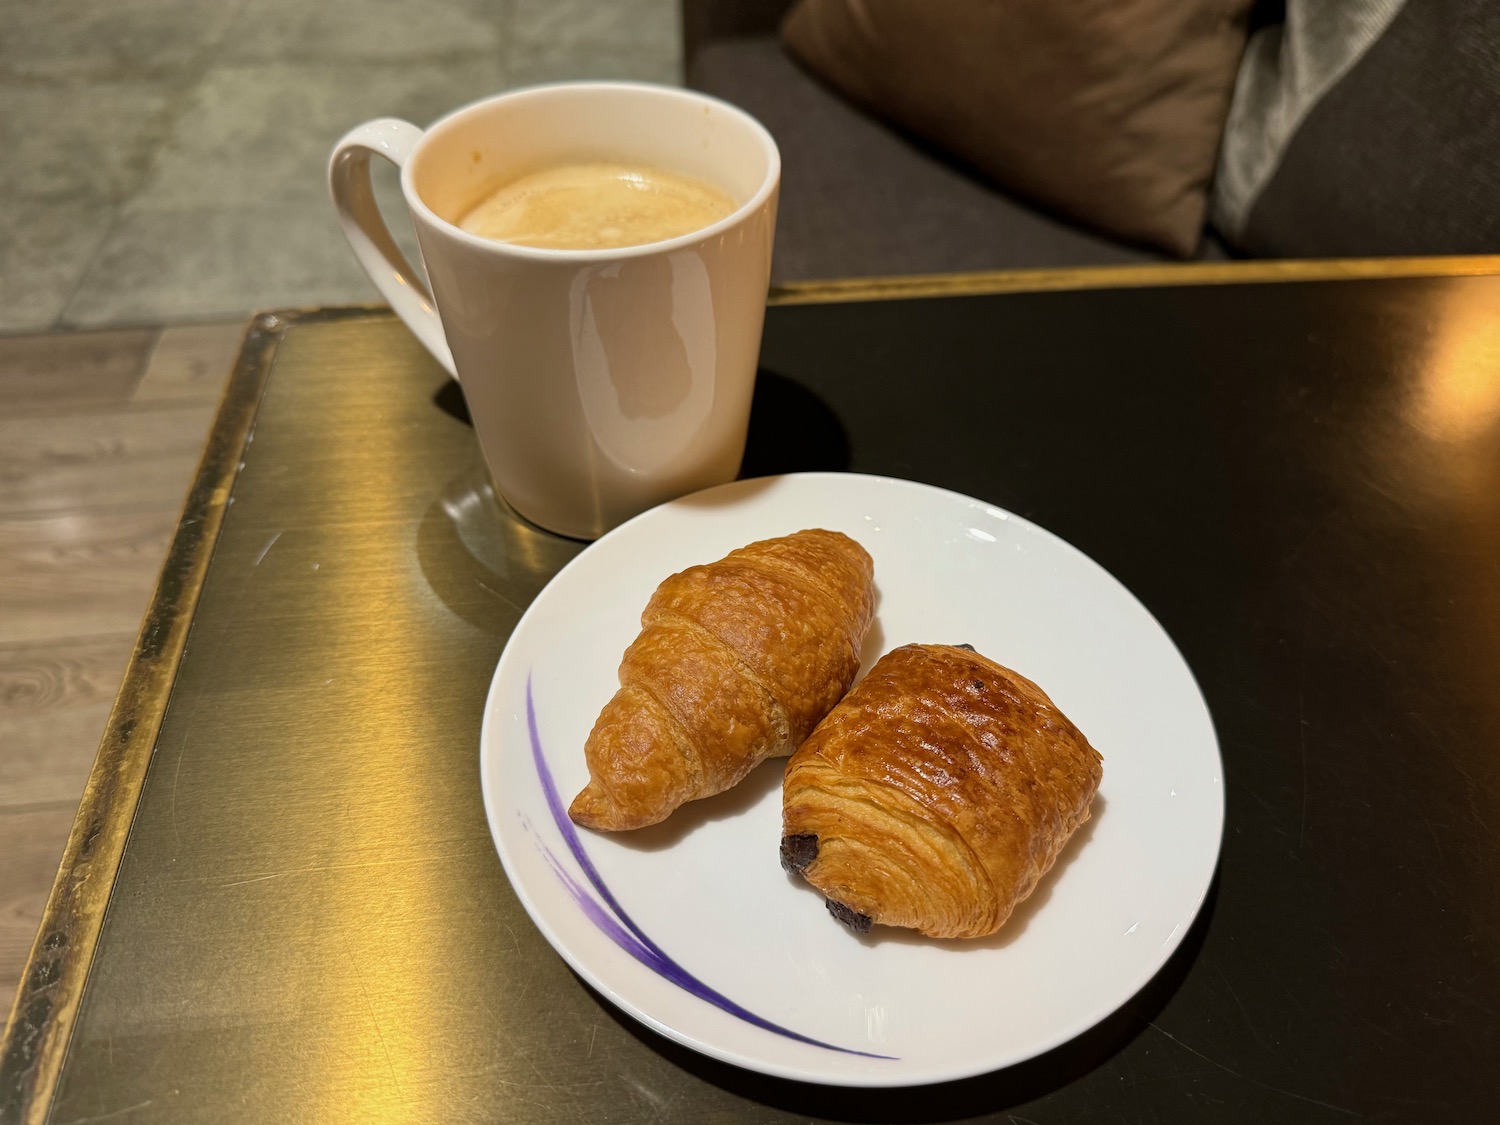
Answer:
[329, 81, 780, 540]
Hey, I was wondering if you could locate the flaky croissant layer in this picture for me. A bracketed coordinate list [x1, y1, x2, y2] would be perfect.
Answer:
[782, 643, 1104, 939]
[570, 528, 875, 831]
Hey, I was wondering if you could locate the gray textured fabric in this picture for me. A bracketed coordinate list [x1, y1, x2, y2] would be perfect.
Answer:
[1213, 0, 1407, 239]
[689, 37, 1230, 282]
[1229, 0, 1500, 256]
[681, 0, 796, 72]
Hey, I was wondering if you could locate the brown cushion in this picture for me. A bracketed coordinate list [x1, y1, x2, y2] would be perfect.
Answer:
[779, 0, 1255, 258]
[689, 37, 1201, 282]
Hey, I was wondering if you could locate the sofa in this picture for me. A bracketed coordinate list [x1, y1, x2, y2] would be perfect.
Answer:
[682, 0, 1500, 285]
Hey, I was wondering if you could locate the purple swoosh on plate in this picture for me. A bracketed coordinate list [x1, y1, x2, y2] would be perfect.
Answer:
[527, 675, 894, 1060]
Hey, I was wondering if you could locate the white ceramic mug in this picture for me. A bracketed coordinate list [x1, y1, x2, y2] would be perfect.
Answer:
[329, 82, 780, 540]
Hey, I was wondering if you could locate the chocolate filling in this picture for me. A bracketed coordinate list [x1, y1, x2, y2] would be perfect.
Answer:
[780, 833, 819, 873]
[826, 898, 873, 934]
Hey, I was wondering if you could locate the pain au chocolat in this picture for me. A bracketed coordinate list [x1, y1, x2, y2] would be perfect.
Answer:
[781, 643, 1103, 939]
[569, 529, 876, 831]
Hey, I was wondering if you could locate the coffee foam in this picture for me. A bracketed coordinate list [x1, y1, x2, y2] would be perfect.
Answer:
[458, 162, 737, 251]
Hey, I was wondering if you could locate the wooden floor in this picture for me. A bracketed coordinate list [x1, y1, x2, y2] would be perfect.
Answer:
[0, 320, 247, 1005]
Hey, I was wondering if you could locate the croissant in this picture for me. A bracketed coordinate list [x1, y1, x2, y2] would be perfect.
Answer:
[569, 528, 875, 831]
[781, 643, 1103, 939]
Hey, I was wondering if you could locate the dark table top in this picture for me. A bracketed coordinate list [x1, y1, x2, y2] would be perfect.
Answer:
[5, 263, 1499, 1123]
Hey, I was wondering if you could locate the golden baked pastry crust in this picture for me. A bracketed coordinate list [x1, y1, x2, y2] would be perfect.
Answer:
[781, 643, 1103, 939]
[569, 529, 875, 831]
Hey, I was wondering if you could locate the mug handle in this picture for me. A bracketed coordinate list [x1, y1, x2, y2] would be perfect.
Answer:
[328, 119, 457, 377]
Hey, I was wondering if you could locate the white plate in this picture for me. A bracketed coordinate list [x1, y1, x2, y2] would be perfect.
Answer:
[480, 473, 1223, 1087]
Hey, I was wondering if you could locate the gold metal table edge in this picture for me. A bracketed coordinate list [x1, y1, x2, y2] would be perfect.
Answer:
[2, 251, 1497, 1119]
[767, 253, 1500, 304]
[0, 312, 298, 1125]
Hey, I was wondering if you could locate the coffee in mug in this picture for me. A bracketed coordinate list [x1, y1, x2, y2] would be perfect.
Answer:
[458, 162, 738, 251]
[329, 83, 779, 540]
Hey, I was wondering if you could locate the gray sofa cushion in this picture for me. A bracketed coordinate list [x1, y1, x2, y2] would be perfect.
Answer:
[689, 36, 1210, 283]
[1213, 0, 1500, 256]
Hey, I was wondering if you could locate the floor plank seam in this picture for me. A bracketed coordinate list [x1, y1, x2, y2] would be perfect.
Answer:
[0, 633, 141, 655]
[0, 395, 227, 421]
[0, 799, 87, 819]
[0, 497, 212, 524]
